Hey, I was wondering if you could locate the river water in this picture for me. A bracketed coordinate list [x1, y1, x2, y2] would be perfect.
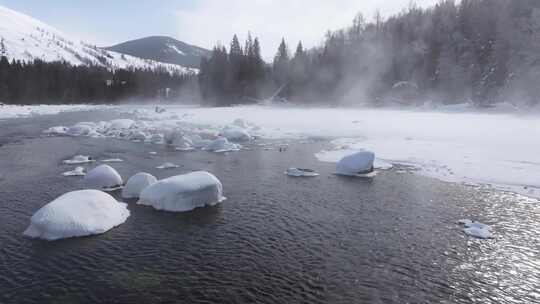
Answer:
[0, 111, 538, 304]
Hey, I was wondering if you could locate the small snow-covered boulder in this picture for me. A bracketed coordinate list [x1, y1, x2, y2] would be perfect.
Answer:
[23, 190, 130, 241]
[122, 172, 158, 199]
[221, 125, 251, 142]
[138, 171, 226, 212]
[63, 155, 95, 165]
[336, 151, 375, 176]
[204, 137, 241, 153]
[84, 165, 123, 191]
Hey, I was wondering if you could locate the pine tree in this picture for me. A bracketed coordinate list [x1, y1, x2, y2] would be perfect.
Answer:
[0, 37, 6, 57]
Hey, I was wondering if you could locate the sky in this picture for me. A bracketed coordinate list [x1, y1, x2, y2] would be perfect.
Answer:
[0, 0, 439, 59]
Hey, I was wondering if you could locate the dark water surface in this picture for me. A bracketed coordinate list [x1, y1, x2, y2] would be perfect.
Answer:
[0, 111, 538, 304]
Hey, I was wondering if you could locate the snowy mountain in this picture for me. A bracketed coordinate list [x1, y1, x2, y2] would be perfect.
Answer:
[0, 5, 196, 74]
[105, 36, 210, 68]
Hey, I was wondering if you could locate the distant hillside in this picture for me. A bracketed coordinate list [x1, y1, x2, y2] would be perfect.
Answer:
[0, 5, 195, 74]
[104, 36, 211, 68]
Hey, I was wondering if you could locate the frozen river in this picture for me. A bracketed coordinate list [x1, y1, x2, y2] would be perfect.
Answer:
[0, 108, 538, 303]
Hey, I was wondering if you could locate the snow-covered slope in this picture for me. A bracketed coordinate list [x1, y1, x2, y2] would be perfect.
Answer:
[0, 5, 196, 74]
[105, 36, 210, 68]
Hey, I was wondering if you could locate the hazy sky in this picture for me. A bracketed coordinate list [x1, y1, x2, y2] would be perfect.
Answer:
[0, 0, 439, 59]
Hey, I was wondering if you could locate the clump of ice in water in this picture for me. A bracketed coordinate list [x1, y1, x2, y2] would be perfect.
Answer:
[23, 190, 130, 241]
[156, 163, 180, 169]
[204, 137, 241, 153]
[84, 165, 123, 191]
[336, 151, 375, 176]
[458, 219, 493, 239]
[62, 166, 85, 176]
[63, 155, 95, 165]
[138, 171, 226, 212]
[220, 125, 251, 142]
[122, 172, 158, 199]
[285, 168, 320, 177]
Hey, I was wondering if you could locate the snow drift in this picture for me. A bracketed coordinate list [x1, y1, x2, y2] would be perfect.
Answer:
[138, 171, 226, 212]
[23, 190, 130, 241]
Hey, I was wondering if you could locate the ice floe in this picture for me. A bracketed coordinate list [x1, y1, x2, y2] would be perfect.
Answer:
[285, 168, 320, 177]
[459, 219, 493, 239]
[336, 151, 376, 176]
[63, 155, 95, 165]
[84, 165, 123, 191]
[101, 158, 123, 163]
[23, 190, 130, 241]
[122, 172, 158, 199]
[156, 162, 180, 169]
[138, 171, 226, 212]
[220, 125, 251, 141]
[203, 137, 241, 153]
[62, 166, 85, 176]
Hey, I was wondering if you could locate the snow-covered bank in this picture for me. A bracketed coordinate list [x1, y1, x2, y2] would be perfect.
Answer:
[118, 105, 540, 199]
[36, 103, 540, 199]
[0, 104, 113, 120]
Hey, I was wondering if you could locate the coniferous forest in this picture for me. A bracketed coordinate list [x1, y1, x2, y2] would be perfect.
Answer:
[0, 56, 194, 104]
[1, 0, 539, 107]
[199, 0, 540, 107]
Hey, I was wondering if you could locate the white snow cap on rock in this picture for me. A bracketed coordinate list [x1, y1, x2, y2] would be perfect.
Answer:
[336, 151, 375, 176]
[23, 190, 130, 241]
[84, 164, 123, 191]
[138, 171, 226, 212]
[122, 172, 158, 199]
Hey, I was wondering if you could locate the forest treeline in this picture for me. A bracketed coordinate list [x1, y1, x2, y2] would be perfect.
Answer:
[0, 56, 193, 104]
[200, 0, 540, 106]
[1, 0, 539, 107]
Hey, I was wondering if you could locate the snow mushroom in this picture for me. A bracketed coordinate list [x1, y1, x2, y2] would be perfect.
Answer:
[23, 190, 130, 241]
[138, 171, 226, 212]
[122, 173, 158, 199]
[84, 164, 123, 191]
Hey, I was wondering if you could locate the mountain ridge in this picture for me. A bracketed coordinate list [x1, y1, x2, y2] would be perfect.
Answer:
[104, 36, 211, 68]
[0, 5, 196, 74]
